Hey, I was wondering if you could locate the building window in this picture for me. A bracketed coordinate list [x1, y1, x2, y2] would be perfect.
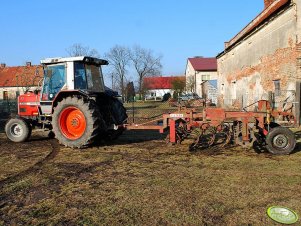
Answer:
[273, 80, 280, 96]
[202, 75, 210, 81]
[232, 81, 237, 100]
[16, 91, 20, 98]
[3, 91, 8, 100]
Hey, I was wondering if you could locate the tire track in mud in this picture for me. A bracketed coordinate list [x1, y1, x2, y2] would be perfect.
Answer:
[0, 139, 60, 189]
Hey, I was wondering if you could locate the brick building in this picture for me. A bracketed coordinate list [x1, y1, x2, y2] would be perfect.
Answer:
[0, 62, 42, 99]
[217, 0, 301, 122]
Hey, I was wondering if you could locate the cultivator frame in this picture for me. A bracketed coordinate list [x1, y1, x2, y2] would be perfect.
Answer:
[125, 100, 297, 154]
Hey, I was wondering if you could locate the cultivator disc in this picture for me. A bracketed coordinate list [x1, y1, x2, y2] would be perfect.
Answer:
[188, 123, 232, 152]
[215, 124, 232, 147]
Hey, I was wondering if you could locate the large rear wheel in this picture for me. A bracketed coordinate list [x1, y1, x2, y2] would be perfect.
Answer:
[5, 118, 31, 142]
[52, 96, 105, 148]
[108, 98, 127, 139]
[266, 127, 296, 155]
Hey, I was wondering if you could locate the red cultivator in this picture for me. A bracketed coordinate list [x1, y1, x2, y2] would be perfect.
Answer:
[126, 100, 297, 155]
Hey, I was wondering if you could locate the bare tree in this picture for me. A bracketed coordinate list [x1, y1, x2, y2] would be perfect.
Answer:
[130, 45, 162, 99]
[186, 75, 195, 93]
[66, 43, 100, 58]
[105, 45, 130, 100]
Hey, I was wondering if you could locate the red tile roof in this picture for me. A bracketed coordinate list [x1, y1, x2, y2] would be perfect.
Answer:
[222, 0, 290, 53]
[188, 58, 217, 71]
[144, 76, 185, 90]
[0, 65, 43, 87]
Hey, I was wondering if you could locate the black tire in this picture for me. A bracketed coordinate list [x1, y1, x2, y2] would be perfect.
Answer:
[52, 96, 105, 148]
[110, 98, 127, 125]
[5, 118, 31, 142]
[266, 127, 296, 155]
[108, 98, 127, 139]
[264, 122, 280, 131]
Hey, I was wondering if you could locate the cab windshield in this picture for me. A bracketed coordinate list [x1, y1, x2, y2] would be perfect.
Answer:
[41, 64, 66, 101]
[74, 62, 105, 92]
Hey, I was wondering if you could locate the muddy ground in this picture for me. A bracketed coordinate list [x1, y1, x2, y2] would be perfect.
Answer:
[0, 130, 301, 225]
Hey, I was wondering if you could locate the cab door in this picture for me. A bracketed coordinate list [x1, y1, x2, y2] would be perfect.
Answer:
[40, 64, 66, 114]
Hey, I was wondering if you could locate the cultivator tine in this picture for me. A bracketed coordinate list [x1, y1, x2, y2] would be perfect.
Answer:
[166, 122, 190, 145]
[188, 123, 233, 152]
[222, 131, 232, 147]
[189, 124, 217, 151]
[206, 127, 216, 147]
[217, 124, 232, 148]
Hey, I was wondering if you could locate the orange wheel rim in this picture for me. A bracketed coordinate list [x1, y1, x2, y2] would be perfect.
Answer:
[59, 107, 86, 140]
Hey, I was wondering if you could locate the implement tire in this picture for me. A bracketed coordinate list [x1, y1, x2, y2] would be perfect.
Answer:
[52, 96, 105, 148]
[266, 127, 296, 155]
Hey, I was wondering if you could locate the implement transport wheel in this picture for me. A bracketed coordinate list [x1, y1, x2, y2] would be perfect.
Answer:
[266, 127, 296, 155]
[52, 96, 105, 148]
[5, 118, 31, 142]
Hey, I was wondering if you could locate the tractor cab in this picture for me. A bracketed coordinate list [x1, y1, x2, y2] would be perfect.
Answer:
[41, 56, 108, 101]
[40, 56, 108, 114]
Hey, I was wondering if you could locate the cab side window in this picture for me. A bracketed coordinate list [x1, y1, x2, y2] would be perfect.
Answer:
[74, 62, 87, 89]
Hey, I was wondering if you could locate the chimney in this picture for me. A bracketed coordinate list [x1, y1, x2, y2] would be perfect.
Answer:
[26, 62, 32, 67]
[224, 42, 230, 49]
[264, 0, 275, 9]
[0, 63, 6, 68]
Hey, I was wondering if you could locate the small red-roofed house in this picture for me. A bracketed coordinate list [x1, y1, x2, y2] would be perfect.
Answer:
[185, 57, 218, 103]
[143, 76, 185, 100]
[0, 62, 43, 100]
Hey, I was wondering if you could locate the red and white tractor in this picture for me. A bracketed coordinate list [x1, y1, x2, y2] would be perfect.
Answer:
[5, 56, 127, 148]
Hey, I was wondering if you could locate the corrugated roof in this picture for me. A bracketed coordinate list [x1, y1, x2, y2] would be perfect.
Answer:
[0, 65, 43, 87]
[144, 76, 186, 90]
[188, 58, 217, 71]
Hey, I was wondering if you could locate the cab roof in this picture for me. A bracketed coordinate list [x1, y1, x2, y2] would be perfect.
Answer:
[40, 56, 108, 66]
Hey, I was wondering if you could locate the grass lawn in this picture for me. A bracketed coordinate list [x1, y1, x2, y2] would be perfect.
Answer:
[0, 130, 301, 225]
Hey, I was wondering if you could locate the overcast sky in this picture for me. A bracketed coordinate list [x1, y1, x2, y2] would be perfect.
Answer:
[0, 0, 263, 77]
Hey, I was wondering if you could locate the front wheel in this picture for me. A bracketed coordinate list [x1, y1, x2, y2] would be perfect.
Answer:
[5, 118, 31, 142]
[266, 127, 296, 155]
